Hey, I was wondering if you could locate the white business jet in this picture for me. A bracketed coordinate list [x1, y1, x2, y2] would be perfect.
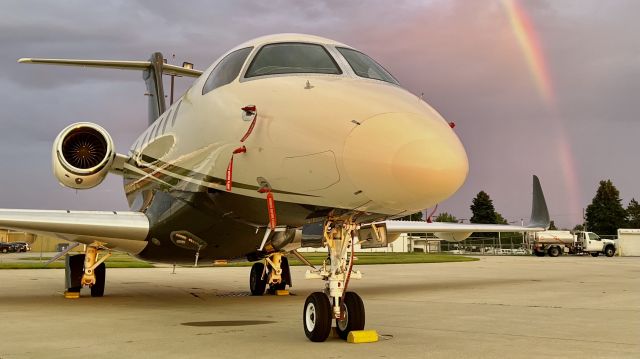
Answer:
[7, 34, 549, 342]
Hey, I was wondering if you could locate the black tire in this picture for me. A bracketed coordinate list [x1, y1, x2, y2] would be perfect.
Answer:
[604, 246, 615, 257]
[1, 248, 7, 254]
[250, 262, 267, 296]
[90, 262, 106, 297]
[65, 254, 85, 292]
[335, 292, 366, 340]
[548, 246, 560, 257]
[591, 252, 599, 257]
[534, 249, 545, 257]
[303, 292, 332, 342]
[281, 256, 292, 287]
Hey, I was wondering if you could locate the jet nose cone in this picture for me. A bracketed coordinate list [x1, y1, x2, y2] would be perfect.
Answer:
[343, 112, 468, 212]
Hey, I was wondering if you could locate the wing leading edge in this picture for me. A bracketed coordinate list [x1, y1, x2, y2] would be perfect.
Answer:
[361, 175, 550, 241]
[0, 209, 149, 254]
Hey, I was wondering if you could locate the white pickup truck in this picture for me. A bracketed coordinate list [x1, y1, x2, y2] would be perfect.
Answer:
[530, 230, 616, 257]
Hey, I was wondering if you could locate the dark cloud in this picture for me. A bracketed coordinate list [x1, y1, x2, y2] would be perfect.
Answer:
[0, 0, 637, 228]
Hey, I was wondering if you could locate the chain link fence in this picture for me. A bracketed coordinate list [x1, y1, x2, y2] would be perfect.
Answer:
[440, 236, 530, 255]
[404, 234, 531, 255]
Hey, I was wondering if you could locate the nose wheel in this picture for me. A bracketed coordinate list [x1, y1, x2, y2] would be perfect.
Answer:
[335, 292, 365, 339]
[303, 216, 366, 342]
[303, 292, 332, 342]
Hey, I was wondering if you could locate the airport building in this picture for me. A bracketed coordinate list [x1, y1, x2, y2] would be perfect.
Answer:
[0, 229, 36, 243]
[617, 229, 640, 256]
[0, 229, 82, 253]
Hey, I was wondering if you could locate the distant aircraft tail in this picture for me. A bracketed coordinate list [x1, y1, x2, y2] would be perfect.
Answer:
[18, 53, 202, 124]
[529, 175, 550, 229]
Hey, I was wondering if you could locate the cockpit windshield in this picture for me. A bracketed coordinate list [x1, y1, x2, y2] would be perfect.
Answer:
[245, 43, 342, 77]
[336, 47, 399, 85]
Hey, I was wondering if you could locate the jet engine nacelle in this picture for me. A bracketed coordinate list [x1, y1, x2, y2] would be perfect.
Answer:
[52, 122, 115, 189]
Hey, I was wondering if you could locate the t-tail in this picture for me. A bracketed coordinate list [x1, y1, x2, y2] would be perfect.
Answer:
[18, 53, 202, 124]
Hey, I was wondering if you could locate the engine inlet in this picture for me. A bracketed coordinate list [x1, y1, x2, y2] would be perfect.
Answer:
[61, 128, 108, 169]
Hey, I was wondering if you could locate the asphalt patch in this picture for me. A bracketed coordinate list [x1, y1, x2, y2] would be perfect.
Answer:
[181, 320, 276, 327]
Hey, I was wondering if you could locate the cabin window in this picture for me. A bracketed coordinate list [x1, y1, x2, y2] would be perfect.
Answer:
[202, 47, 253, 95]
[245, 43, 342, 77]
[336, 47, 399, 85]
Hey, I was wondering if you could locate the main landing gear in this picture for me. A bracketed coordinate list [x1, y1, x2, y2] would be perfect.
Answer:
[249, 252, 292, 295]
[303, 217, 365, 342]
[65, 244, 111, 297]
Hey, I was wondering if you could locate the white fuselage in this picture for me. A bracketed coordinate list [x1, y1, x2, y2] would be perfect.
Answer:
[126, 34, 469, 218]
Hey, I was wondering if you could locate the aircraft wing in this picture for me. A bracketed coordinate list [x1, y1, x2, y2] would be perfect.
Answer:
[370, 221, 545, 233]
[0, 209, 149, 254]
[360, 175, 550, 242]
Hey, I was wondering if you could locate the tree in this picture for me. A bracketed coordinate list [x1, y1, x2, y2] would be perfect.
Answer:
[470, 191, 502, 238]
[548, 220, 558, 230]
[470, 191, 498, 224]
[434, 212, 458, 223]
[573, 224, 585, 232]
[585, 180, 627, 235]
[627, 198, 640, 228]
[495, 212, 508, 224]
[398, 211, 423, 221]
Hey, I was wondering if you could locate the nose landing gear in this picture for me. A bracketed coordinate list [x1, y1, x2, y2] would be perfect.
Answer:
[303, 217, 365, 342]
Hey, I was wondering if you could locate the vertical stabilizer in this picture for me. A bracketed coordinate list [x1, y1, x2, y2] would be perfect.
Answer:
[143, 52, 167, 125]
[528, 175, 550, 229]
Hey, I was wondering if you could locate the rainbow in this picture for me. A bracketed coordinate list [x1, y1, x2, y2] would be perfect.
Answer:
[501, 0, 582, 226]
[501, 0, 555, 106]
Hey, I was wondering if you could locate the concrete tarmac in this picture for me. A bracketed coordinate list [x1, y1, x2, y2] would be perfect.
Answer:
[0, 256, 638, 359]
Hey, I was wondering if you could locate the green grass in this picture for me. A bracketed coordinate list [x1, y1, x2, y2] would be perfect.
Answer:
[0, 261, 154, 269]
[0, 252, 154, 269]
[0, 252, 476, 269]
[209, 252, 478, 267]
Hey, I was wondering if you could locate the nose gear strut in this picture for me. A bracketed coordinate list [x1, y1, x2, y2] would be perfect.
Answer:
[303, 215, 365, 341]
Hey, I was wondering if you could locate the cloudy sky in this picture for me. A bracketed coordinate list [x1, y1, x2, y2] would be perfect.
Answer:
[0, 0, 637, 228]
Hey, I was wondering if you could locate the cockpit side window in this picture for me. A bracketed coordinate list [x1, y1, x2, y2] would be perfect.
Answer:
[245, 43, 342, 78]
[336, 47, 399, 85]
[202, 47, 253, 95]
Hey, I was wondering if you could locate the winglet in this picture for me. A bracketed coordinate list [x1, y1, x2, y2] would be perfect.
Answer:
[528, 175, 550, 229]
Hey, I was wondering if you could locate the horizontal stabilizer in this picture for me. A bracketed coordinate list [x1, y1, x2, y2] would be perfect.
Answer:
[17, 58, 203, 77]
[0, 209, 149, 254]
[19, 52, 202, 124]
